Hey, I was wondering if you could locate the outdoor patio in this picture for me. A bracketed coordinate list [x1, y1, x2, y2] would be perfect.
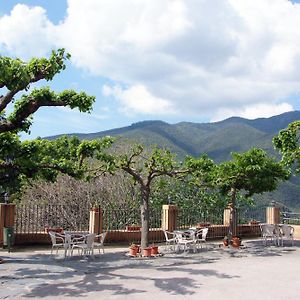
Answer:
[1, 239, 300, 299]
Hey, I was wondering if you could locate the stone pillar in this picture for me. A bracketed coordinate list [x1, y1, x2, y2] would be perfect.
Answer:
[89, 206, 103, 234]
[162, 204, 178, 232]
[223, 208, 231, 226]
[266, 206, 280, 224]
[0, 204, 16, 246]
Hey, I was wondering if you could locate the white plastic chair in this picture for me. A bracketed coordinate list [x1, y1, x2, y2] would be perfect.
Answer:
[280, 225, 294, 246]
[94, 232, 107, 254]
[194, 228, 209, 250]
[48, 231, 68, 256]
[174, 231, 196, 253]
[163, 230, 177, 251]
[260, 224, 280, 246]
[71, 233, 96, 257]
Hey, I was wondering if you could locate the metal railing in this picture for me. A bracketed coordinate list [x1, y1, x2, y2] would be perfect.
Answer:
[177, 207, 224, 229]
[281, 211, 300, 225]
[15, 204, 90, 234]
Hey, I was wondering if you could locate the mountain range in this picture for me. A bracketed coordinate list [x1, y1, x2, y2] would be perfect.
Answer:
[49, 110, 300, 209]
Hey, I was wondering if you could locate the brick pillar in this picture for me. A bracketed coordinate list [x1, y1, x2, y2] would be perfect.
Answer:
[162, 204, 178, 232]
[89, 206, 103, 234]
[266, 206, 280, 224]
[223, 208, 231, 226]
[0, 204, 16, 246]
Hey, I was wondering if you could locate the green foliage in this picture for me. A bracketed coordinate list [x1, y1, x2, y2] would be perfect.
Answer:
[273, 120, 300, 172]
[0, 48, 69, 91]
[0, 133, 114, 194]
[214, 148, 289, 197]
[0, 50, 114, 198]
[0, 49, 95, 133]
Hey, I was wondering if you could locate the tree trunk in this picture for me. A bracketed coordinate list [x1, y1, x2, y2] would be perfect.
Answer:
[229, 187, 237, 238]
[140, 185, 150, 250]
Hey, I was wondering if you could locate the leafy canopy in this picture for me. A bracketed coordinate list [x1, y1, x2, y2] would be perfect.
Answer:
[0, 49, 114, 196]
[273, 120, 300, 173]
[0, 48, 95, 133]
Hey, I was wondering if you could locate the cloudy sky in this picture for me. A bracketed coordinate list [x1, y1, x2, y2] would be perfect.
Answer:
[1, 0, 300, 138]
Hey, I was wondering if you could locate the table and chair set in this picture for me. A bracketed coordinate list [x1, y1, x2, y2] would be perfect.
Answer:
[48, 230, 107, 258]
[260, 223, 294, 246]
[163, 227, 209, 253]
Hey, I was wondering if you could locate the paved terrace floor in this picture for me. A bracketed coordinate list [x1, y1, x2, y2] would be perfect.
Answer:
[1, 239, 300, 299]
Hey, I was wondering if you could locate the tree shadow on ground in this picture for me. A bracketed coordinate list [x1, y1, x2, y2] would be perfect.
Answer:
[0, 240, 299, 298]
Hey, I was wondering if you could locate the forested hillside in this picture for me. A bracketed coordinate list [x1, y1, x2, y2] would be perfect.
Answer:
[48, 111, 300, 208]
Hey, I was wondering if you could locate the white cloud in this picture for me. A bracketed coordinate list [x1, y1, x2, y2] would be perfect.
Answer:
[103, 84, 175, 115]
[1, 0, 300, 121]
[212, 102, 294, 122]
[0, 4, 55, 59]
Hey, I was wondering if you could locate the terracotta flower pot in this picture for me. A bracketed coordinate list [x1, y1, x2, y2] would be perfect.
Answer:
[142, 247, 152, 257]
[151, 246, 159, 255]
[129, 246, 139, 257]
[223, 239, 229, 247]
[45, 227, 63, 233]
[231, 237, 241, 248]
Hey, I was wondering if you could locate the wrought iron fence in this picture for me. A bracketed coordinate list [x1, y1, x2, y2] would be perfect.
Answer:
[281, 211, 300, 225]
[238, 206, 267, 224]
[177, 207, 224, 229]
[15, 204, 90, 234]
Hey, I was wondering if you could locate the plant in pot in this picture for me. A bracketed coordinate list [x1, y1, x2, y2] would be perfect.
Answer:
[129, 243, 140, 257]
[150, 244, 159, 256]
[223, 236, 229, 247]
[231, 236, 242, 248]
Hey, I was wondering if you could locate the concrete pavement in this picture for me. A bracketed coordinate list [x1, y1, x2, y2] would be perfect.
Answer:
[1, 239, 300, 299]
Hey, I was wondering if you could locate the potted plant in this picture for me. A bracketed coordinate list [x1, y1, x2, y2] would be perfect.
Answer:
[129, 243, 140, 256]
[150, 244, 159, 255]
[223, 236, 229, 247]
[231, 236, 241, 248]
[45, 227, 63, 234]
[249, 219, 259, 225]
[125, 225, 141, 231]
[142, 247, 152, 257]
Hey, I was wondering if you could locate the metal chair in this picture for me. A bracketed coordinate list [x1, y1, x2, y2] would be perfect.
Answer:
[94, 232, 107, 254]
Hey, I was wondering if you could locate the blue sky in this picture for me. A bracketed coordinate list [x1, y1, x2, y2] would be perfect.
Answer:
[1, 0, 300, 139]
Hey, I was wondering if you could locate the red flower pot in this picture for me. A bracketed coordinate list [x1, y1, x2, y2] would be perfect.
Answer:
[151, 246, 159, 255]
[142, 247, 152, 257]
[129, 246, 139, 257]
[231, 237, 241, 248]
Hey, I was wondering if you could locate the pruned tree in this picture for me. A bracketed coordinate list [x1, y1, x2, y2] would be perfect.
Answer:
[213, 148, 289, 238]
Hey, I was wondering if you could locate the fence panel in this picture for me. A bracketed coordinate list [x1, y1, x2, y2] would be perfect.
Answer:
[281, 211, 300, 225]
[238, 206, 267, 224]
[102, 207, 162, 244]
[177, 207, 224, 229]
[15, 204, 90, 234]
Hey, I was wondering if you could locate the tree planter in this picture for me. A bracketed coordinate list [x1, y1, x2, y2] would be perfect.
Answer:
[197, 222, 211, 228]
[151, 246, 159, 255]
[231, 236, 241, 248]
[142, 247, 152, 257]
[129, 245, 140, 257]
[223, 239, 229, 247]
[45, 227, 63, 234]
[126, 226, 141, 231]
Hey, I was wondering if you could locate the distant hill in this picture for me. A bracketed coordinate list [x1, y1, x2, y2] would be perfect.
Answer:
[47, 110, 300, 209]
